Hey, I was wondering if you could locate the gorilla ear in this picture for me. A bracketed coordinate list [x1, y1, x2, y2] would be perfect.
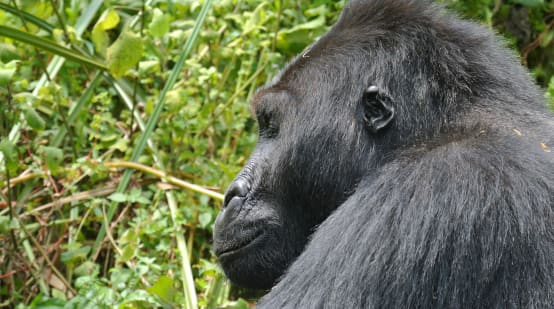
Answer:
[362, 86, 395, 133]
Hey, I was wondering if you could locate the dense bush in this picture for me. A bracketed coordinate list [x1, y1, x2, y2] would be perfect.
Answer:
[0, 0, 552, 308]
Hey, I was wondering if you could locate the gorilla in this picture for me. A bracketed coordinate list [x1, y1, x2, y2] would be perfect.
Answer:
[213, 0, 554, 307]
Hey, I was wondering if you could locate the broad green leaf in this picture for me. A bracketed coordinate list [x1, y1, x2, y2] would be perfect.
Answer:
[277, 15, 326, 53]
[119, 228, 138, 244]
[108, 192, 127, 202]
[25, 108, 46, 130]
[106, 30, 144, 77]
[0, 139, 16, 164]
[97, 9, 120, 30]
[0, 215, 9, 233]
[540, 30, 554, 48]
[147, 276, 176, 303]
[60, 245, 91, 263]
[119, 244, 135, 263]
[92, 9, 120, 55]
[0, 60, 17, 86]
[27, 296, 65, 308]
[0, 43, 18, 62]
[40, 146, 64, 172]
[198, 212, 212, 228]
[243, 2, 267, 35]
[74, 261, 98, 277]
[149, 8, 170, 38]
[305, 5, 328, 17]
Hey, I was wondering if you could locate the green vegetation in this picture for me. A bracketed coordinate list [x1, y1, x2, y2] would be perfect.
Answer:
[0, 0, 552, 308]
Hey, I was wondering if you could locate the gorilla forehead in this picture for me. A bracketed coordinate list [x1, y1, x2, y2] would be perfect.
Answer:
[264, 0, 478, 101]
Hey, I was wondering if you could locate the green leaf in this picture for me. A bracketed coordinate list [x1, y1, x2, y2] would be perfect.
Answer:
[512, 0, 544, 7]
[0, 139, 17, 165]
[40, 146, 64, 172]
[540, 30, 554, 48]
[149, 8, 170, 38]
[0, 43, 18, 62]
[106, 29, 144, 77]
[198, 212, 212, 228]
[0, 60, 18, 86]
[0, 215, 10, 234]
[147, 276, 176, 303]
[27, 296, 66, 308]
[25, 108, 46, 130]
[92, 9, 120, 56]
[276, 15, 326, 54]
[74, 261, 98, 277]
[243, 2, 267, 35]
[60, 245, 91, 263]
[108, 192, 128, 202]
[119, 244, 135, 263]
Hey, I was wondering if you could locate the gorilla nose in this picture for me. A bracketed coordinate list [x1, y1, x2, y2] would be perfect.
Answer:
[223, 179, 250, 208]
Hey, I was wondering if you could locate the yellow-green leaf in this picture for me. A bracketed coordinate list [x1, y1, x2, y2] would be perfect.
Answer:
[106, 30, 143, 77]
[149, 8, 170, 38]
[97, 9, 120, 30]
[0, 60, 18, 86]
[119, 244, 135, 263]
[92, 9, 120, 56]
[147, 276, 176, 303]
[243, 2, 267, 35]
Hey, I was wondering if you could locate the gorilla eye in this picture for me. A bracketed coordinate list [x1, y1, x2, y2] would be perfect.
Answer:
[257, 110, 279, 138]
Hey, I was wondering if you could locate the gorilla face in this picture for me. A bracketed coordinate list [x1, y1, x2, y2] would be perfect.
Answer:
[213, 53, 396, 288]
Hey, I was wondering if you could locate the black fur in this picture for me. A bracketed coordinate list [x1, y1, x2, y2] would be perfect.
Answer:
[213, 0, 554, 307]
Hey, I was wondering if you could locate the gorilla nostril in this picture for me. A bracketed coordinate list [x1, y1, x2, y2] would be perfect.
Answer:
[223, 179, 250, 208]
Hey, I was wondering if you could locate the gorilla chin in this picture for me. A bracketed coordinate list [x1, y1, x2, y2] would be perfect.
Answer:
[213, 198, 294, 289]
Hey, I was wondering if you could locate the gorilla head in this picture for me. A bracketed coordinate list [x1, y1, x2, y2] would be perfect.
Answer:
[213, 0, 554, 306]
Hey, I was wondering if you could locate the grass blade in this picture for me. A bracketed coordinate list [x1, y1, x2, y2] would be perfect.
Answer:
[0, 26, 107, 70]
[0, 3, 55, 32]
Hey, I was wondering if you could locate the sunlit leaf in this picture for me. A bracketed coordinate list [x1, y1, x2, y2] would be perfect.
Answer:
[147, 276, 176, 303]
[199, 212, 212, 228]
[0, 60, 17, 86]
[149, 8, 170, 38]
[243, 2, 267, 35]
[92, 9, 120, 56]
[108, 192, 127, 202]
[119, 244, 135, 263]
[106, 29, 144, 77]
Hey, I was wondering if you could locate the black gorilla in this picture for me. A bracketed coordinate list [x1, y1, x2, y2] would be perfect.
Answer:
[213, 0, 554, 307]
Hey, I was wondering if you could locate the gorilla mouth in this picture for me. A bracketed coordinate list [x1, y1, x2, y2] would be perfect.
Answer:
[215, 229, 265, 259]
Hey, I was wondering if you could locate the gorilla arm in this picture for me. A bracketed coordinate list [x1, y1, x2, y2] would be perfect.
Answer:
[258, 138, 554, 309]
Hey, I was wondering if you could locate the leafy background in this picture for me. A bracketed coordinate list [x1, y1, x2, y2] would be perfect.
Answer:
[0, 0, 553, 308]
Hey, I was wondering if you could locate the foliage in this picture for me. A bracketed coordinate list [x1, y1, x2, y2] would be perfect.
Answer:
[0, 0, 552, 308]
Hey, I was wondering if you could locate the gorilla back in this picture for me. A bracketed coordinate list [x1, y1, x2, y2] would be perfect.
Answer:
[213, 0, 554, 307]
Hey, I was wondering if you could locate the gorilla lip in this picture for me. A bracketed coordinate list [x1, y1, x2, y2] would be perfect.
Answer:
[215, 230, 265, 259]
